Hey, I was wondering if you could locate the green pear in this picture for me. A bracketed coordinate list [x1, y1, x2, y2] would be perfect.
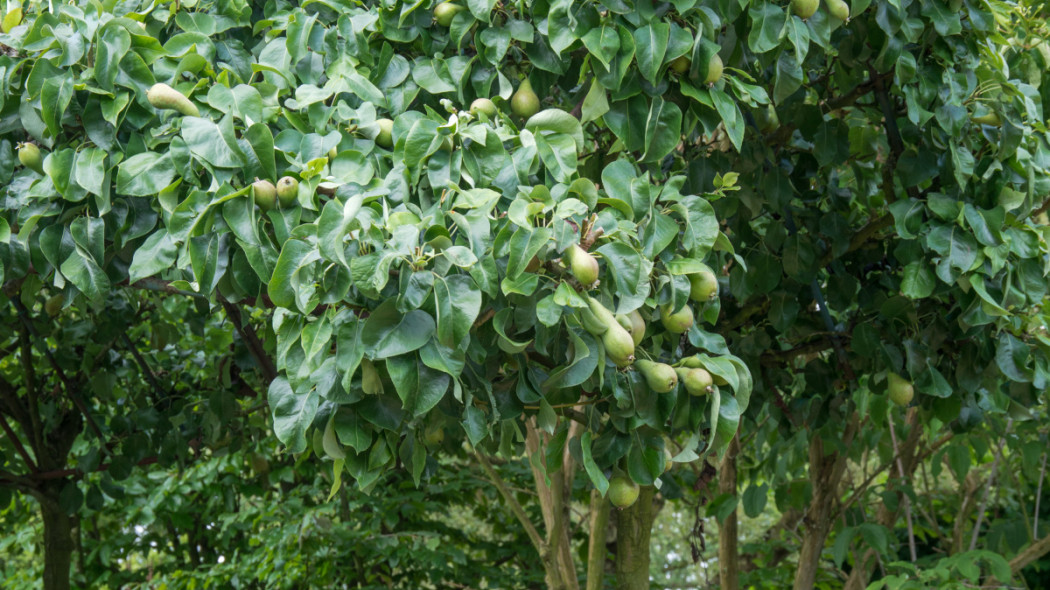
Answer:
[608, 475, 640, 509]
[603, 323, 636, 368]
[17, 142, 44, 174]
[972, 111, 1002, 127]
[660, 303, 694, 334]
[470, 97, 497, 117]
[322, 416, 346, 460]
[705, 54, 724, 85]
[511, 78, 540, 119]
[689, 269, 719, 302]
[375, 118, 394, 148]
[580, 307, 609, 336]
[616, 310, 646, 347]
[44, 294, 63, 317]
[276, 176, 299, 208]
[676, 367, 713, 396]
[670, 55, 690, 74]
[827, 0, 850, 21]
[791, 0, 819, 18]
[252, 179, 278, 211]
[887, 372, 914, 407]
[361, 359, 384, 394]
[433, 1, 464, 26]
[146, 82, 200, 117]
[565, 244, 599, 287]
[636, 359, 678, 393]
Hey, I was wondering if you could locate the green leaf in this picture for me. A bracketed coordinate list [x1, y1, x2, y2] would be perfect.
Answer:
[581, 431, 609, 496]
[268, 376, 318, 453]
[267, 239, 321, 312]
[632, 22, 670, 84]
[60, 249, 110, 304]
[116, 152, 176, 196]
[386, 355, 450, 417]
[361, 299, 436, 359]
[525, 109, 585, 152]
[129, 231, 178, 283]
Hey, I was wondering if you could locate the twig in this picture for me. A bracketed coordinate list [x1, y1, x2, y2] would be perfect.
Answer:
[0, 412, 38, 473]
[887, 412, 917, 561]
[120, 332, 172, 407]
[969, 419, 1013, 551]
[474, 450, 547, 558]
[1035, 453, 1047, 537]
[219, 298, 277, 383]
[10, 298, 105, 442]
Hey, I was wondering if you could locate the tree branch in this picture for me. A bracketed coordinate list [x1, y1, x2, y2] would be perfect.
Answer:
[969, 419, 1012, 551]
[120, 332, 172, 407]
[0, 411, 38, 472]
[219, 298, 277, 383]
[474, 449, 547, 558]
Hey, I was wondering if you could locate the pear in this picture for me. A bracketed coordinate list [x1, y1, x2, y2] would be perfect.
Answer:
[603, 323, 636, 368]
[669, 55, 690, 75]
[608, 475, 640, 509]
[17, 142, 44, 174]
[681, 356, 703, 369]
[276, 176, 299, 208]
[887, 372, 914, 407]
[616, 310, 646, 347]
[827, 0, 850, 21]
[660, 303, 694, 334]
[146, 83, 200, 117]
[972, 111, 1002, 127]
[580, 307, 609, 336]
[791, 0, 819, 19]
[252, 179, 278, 211]
[423, 423, 445, 446]
[375, 118, 394, 148]
[433, 1, 465, 26]
[361, 359, 384, 394]
[636, 359, 678, 393]
[565, 244, 599, 287]
[675, 367, 713, 396]
[705, 54, 724, 85]
[44, 294, 63, 317]
[511, 78, 540, 119]
[689, 270, 719, 302]
[470, 97, 497, 117]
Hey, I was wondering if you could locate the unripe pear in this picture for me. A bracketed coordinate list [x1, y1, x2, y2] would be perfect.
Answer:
[675, 367, 713, 396]
[580, 307, 609, 336]
[669, 55, 690, 75]
[565, 244, 599, 287]
[44, 294, 63, 317]
[375, 118, 394, 148]
[276, 176, 299, 208]
[972, 112, 1002, 127]
[616, 310, 646, 347]
[252, 179, 278, 211]
[705, 54, 724, 85]
[827, 0, 850, 21]
[887, 372, 914, 407]
[636, 359, 678, 393]
[17, 142, 44, 174]
[689, 270, 719, 302]
[361, 359, 384, 394]
[791, 0, 819, 18]
[470, 97, 497, 117]
[146, 82, 200, 117]
[608, 475, 640, 509]
[511, 78, 540, 119]
[602, 323, 636, 368]
[660, 303, 694, 334]
[423, 423, 445, 446]
[433, 1, 465, 26]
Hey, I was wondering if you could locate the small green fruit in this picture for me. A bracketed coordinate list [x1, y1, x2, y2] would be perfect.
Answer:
[887, 372, 914, 407]
[276, 176, 299, 208]
[580, 307, 609, 336]
[17, 142, 44, 175]
[328, 146, 339, 159]
[565, 244, 599, 287]
[433, 1, 465, 26]
[44, 294, 63, 317]
[827, 0, 850, 21]
[252, 179, 278, 212]
[670, 55, 690, 75]
[146, 82, 200, 117]
[689, 270, 719, 302]
[972, 111, 1002, 127]
[676, 367, 713, 396]
[615, 310, 646, 347]
[704, 54, 724, 85]
[603, 323, 636, 368]
[361, 359, 384, 395]
[791, 0, 819, 18]
[681, 356, 703, 369]
[608, 475, 640, 509]
[423, 423, 445, 446]
[470, 97, 497, 117]
[375, 118, 394, 148]
[511, 78, 540, 119]
[636, 359, 678, 393]
[660, 304, 694, 334]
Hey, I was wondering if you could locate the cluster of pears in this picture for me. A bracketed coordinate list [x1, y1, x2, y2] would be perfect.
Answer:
[669, 52, 724, 85]
[251, 176, 300, 211]
[791, 0, 849, 20]
[565, 243, 721, 397]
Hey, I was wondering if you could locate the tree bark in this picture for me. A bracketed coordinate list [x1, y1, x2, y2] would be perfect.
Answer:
[614, 486, 655, 590]
[40, 492, 74, 590]
[586, 490, 611, 590]
[719, 437, 740, 590]
[525, 418, 580, 590]
[792, 419, 856, 590]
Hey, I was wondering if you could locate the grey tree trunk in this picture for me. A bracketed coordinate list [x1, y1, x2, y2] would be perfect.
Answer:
[614, 486, 656, 590]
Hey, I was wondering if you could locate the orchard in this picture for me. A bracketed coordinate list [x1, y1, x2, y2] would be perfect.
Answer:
[0, 0, 1049, 588]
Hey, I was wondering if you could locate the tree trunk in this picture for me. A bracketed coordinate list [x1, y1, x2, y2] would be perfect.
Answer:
[793, 419, 856, 590]
[719, 437, 740, 590]
[525, 418, 580, 590]
[586, 490, 611, 590]
[40, 493, 74, 590]
[614, 485, 655, 590]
